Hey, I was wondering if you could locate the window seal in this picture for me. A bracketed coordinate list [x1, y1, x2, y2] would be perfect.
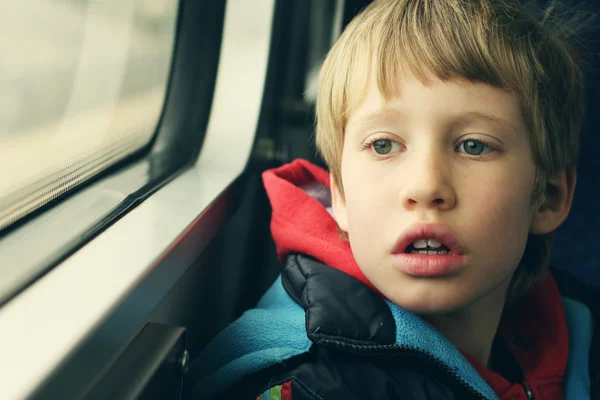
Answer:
[0, 0, 276, 398]
[0, 0, 226, 307]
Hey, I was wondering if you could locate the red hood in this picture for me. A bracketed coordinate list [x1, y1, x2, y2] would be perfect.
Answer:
[464, 274, 569, 399]
[261, 159, 376, 291]
[262, 159, 568, 399]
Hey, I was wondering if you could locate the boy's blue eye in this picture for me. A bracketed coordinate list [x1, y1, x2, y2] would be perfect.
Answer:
[457, 139, 490, 156]
[372, 139, 394, 154]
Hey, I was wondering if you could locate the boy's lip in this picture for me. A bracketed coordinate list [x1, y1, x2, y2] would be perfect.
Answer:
[392, 222, 466, 256]
[392, 223, 467, 277]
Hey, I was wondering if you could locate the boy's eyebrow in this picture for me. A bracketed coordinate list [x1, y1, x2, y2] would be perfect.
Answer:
[349, 109, 406, 130]
[351, 110, 519, 136]
[450, 111, 519, 137]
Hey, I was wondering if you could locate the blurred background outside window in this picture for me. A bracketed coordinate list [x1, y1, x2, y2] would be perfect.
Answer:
[0, 0, 177, 230]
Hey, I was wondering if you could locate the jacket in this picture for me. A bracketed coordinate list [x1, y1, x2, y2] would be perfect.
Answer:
[186, 159, 599, 400]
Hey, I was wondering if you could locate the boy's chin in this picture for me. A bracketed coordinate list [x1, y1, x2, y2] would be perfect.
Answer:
[385, 289, 481, 316]
[396, 300, 469, 316]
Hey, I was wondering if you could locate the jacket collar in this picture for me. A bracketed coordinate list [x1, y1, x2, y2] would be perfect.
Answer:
[282, 253, 498, 399]
[280, 254, 590, 400]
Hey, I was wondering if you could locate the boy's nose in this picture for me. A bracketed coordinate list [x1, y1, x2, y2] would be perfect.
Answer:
[400, 156, 456, 212]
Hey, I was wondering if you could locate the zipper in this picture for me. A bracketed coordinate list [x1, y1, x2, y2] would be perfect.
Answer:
[319, 339, 490, 399]
[522, 383, 534, 399]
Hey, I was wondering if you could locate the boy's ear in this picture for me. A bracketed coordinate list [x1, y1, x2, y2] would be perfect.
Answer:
[529, 165, 577, 235]
[330, 175, 349, 232]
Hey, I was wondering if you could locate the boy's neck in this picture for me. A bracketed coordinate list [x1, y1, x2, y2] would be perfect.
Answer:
[420, 280, 511, 368]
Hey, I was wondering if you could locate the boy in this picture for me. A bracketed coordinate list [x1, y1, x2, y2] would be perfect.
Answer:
[187, 0, 598, 398]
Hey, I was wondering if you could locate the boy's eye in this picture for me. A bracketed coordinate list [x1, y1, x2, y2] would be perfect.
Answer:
[457, 139, 491, 156]
[372, 139, 401, 155]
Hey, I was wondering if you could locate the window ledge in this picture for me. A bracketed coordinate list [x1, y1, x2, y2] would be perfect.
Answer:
[0, 0, 275, 397]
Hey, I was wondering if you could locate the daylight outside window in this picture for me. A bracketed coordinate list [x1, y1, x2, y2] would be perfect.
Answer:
[0, 0, 177, 230]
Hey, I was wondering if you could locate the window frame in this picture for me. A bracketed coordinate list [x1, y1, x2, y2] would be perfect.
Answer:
[0, 0, 225, 307]
[0, 0, 276, 397]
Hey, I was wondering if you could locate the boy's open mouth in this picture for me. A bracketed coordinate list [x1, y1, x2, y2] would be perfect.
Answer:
[404, 238, 453, 255]
[393, 223, 465, 257]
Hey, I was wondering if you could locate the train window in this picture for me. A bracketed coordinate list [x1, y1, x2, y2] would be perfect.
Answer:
[0, 0, 177, 231]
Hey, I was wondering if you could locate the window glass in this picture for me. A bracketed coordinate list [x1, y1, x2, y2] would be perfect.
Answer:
[0, 0, 177, 230]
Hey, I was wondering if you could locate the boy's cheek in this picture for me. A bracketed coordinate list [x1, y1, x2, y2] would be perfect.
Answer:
[461, 193, 533, 264]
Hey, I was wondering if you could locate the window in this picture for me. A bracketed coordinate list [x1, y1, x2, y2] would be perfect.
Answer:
[0, 0, 177, 230]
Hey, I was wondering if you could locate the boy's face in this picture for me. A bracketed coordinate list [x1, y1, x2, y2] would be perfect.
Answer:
[331, 69, 542, 314]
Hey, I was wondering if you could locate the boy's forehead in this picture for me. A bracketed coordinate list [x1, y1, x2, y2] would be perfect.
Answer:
[345, 64, 449, 120]
[345, 76, 522, 137]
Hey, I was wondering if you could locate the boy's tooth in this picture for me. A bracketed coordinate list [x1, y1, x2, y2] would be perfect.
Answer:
[413, 239, 428, 248]
[408, 248, 452, 255]
[427, 239, 442, 248]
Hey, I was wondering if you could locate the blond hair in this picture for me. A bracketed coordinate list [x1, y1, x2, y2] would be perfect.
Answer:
[315, 0, 586, 299]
